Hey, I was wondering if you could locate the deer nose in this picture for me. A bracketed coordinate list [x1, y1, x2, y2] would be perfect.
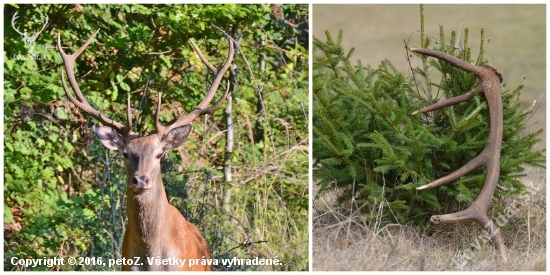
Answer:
[132, 175, 150, 189]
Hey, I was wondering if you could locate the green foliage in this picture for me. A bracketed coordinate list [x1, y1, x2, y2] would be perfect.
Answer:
[313, 12, 545, 227]
[5, 4, 308, 271]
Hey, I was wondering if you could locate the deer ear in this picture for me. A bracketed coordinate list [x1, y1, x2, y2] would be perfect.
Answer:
[162, 125, 193, 152]
[94, 125, 125, 151]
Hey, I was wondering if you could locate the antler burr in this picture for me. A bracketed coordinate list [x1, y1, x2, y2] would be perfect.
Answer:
[411, 48, 507, 262]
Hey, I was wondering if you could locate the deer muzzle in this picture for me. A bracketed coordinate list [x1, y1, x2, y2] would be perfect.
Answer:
[132, 175, 150, 190]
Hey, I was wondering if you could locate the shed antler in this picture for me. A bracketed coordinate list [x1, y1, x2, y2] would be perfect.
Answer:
[411, 48, 507, 262]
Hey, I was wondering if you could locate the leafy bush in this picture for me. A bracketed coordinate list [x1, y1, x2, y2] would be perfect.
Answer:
[5, 4, 308, 271]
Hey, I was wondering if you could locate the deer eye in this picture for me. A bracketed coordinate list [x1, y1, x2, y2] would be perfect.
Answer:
[156, 153, 163, 159]
[123, 152, 129, 158]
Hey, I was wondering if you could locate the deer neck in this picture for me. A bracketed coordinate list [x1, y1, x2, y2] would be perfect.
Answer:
[125, 172, 168, 242]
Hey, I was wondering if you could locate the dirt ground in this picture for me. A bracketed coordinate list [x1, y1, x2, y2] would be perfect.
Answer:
[312, 4, 546, 271]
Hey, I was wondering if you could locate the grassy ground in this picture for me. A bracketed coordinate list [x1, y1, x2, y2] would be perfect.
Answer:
[312, 4, 546, 271]
[312, 169, 546, 271]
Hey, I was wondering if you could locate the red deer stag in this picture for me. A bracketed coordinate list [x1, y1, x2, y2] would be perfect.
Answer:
[57, 27, 234, 270]
[411, 48, 508, 262]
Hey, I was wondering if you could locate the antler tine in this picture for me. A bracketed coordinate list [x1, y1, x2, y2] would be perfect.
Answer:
[156, 25, 235, 137]
[190, 39, 217, 74]
[57, 29, 129, 136]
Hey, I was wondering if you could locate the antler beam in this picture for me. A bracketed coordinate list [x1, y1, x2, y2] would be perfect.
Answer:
[411, 48, 507, 262]
[57, 29, 132, 137]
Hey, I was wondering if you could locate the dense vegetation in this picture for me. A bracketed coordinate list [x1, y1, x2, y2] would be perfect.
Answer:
[313, 7, 545, 227]
[4, 4, 308, 271]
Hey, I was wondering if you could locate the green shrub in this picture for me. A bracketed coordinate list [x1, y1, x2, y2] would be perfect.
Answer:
[312, 8, 545, 226]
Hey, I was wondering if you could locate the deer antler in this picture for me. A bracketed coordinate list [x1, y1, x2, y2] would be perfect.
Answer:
[411, 48, 508, 262]
[154, 25, 234, 138]
[57, 29, 132, 137]
[58, 26, 233, 140]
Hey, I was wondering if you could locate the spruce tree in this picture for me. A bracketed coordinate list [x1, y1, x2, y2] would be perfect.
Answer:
[312, 9, 545, 226]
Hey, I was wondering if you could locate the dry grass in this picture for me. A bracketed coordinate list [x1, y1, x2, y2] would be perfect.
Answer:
[312, 167, 546, 271]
